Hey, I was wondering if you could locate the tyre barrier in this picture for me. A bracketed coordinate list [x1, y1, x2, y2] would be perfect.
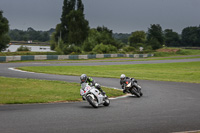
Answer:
[0, 54, 154, 62]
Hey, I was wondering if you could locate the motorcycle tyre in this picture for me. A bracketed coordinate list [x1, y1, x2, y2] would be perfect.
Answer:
[140, 91, 143, 96]
[130, 88, 140, 98]
[103, 97, 110, 106]
[86, 95, 98, 108]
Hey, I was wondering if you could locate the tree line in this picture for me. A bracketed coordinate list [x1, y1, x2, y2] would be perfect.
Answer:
[0, 0, 200, 52]
[8, 27, 54, 42]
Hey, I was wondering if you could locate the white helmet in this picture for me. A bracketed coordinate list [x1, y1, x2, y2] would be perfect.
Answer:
[120, 74, 126, 80]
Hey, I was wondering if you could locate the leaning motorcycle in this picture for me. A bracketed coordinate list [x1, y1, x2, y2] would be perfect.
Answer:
[124, 79, 143, 98]
[80, 83, 110, 108]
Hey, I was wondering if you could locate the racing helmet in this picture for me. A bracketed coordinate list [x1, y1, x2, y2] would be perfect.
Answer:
[120, 74, 126, 81]
[80, 74, 87, 82]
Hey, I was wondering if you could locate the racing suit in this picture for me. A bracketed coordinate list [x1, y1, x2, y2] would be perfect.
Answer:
[81, 77, 105, 95]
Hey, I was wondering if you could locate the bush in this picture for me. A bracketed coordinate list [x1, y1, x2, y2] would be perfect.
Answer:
[63, 45, 82, 55]
[123, 46, 136, 52]
[17, 46, 30, 51]
[176, 49, 192, 55]
[92, 43, 117, 54]
[148, 38, 162, 50]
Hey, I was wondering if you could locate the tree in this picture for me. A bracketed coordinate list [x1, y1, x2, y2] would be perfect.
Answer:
[164, 29, 180, 47]
[181, 26, 200, 47]
[82, 26, 121, 52]
[128, 31, 146, 47]
[9, 28, 50, 42]
[82, 29, 99, 52]
[147, 24, 164, 50]
[59, 0, 75, 43]
[96, 26, 121, 48]
[112, 33, 130, 44]
[55, 0, 89, 45]
[67, 9, 89, 45]
[0, 10, 10, 51]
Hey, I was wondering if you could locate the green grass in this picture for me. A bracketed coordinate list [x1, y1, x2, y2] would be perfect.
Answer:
[154, 49, 200, 57]
[114, 56, 200, 62]
[19, 62, 200, 83]
[0, 77, 123, 104]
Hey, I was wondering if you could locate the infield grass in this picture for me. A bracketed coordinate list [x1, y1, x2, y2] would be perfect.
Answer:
[19, 61, 200, 83]
[0, 77, 123, 104]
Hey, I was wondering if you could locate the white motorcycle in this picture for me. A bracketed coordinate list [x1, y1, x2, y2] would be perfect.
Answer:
[80, 83, 110, 108]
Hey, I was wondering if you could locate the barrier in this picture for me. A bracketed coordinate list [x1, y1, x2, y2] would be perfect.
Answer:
[0, 54, 154, 62]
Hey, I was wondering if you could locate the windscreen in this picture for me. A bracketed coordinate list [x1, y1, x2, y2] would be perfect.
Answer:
[81, 83, 87, 89]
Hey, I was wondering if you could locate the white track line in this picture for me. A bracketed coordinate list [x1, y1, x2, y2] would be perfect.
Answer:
[173, 130, 200, 133]
[8, 67, 36, 73]
[109, 94, 131, 100]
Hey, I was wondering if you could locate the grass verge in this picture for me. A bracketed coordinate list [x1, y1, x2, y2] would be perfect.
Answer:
[0, 77, 123, 104]
[19, 62, 200, 83]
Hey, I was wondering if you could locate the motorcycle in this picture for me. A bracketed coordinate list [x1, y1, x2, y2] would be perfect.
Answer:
[80, 83, 110, 108]
[124, 79, 143, 98]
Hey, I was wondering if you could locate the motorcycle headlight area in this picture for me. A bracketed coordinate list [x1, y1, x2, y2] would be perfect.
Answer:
[126, 82, 132, 87]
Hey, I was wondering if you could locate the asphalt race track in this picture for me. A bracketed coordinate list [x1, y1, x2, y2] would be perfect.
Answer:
[0, 58, 200, 133]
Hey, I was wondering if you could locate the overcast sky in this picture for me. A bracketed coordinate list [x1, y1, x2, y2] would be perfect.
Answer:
[0, 0, 200, 33]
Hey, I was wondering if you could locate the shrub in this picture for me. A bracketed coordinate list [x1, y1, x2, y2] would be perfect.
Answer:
[123, 46, 136, 52]
[17, 46, 30, 51]
[176, 49, 192, 55]
[92, 43, 117, 54]
[63, 45, 82, 55]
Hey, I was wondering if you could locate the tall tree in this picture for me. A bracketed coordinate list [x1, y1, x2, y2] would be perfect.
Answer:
[77, 0, 84, 12]
[0, 10, 10, 51]
[66, 9, 89, 45]
[147, 24, 164, 50]
[54, 0, 89, 46]
[164, 29, 180, 47]
[60, 0, 76, 43]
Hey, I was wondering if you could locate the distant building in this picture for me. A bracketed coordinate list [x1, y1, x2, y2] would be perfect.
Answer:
[28, 40, 32, 43]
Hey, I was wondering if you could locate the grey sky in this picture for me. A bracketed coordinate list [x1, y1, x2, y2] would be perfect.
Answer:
[0, 0, 200, 33]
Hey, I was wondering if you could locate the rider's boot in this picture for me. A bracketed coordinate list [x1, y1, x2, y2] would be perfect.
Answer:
[100, 90, 106, 96]
[97, 86, 106, 96]
[102, 91, 106, 96]
[123, 89, 126, 93]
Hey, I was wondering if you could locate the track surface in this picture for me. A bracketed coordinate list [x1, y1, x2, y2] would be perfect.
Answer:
[0, 58, 200, 133]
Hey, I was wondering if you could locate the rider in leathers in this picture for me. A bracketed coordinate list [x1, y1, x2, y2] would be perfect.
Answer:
[80, 74, 106, 97]
[120, 74, 141, 93]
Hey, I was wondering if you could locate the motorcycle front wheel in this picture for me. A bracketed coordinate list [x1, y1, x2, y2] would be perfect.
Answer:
[130, 88, 141, 98]
[86, 95, 99, 108]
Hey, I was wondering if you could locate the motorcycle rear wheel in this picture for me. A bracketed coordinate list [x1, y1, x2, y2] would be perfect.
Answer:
[103, 97, 110, 106]
[140, 92, 143, 96]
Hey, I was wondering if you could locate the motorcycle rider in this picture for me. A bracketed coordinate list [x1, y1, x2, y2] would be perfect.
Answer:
[80, 74, 106, 96]
[120, 74, 141, 93]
